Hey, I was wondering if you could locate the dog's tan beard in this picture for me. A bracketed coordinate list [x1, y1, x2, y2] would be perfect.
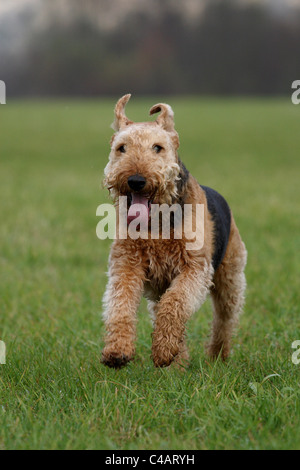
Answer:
[104, 160, 181, 225]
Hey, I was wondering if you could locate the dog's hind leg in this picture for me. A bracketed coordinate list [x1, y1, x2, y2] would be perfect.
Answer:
[207, 221, 247, 360]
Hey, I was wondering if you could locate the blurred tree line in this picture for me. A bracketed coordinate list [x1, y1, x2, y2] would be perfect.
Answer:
[2, 0, 300, 97]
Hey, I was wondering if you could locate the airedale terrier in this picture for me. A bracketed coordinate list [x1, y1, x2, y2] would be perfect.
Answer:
[101, 94, 247, 368]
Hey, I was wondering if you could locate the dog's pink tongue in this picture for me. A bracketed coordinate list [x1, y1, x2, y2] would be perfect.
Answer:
[127, 194, 149, 225]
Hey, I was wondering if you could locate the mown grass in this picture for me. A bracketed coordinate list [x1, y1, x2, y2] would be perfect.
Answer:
[0, 97, 299, 450]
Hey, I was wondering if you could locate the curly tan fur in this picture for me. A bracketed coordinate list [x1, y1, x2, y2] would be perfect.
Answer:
[101, 95, 247, 369]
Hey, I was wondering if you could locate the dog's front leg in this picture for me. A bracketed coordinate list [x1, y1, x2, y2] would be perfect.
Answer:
[101, 249, 145, 368]
[152, 261, 213, 367]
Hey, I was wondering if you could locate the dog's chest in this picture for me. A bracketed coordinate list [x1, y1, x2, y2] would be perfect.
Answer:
[143, 239, 188, 290]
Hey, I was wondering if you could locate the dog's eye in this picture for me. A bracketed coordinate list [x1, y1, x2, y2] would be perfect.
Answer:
[153, 144, 163, 154]
[117, 145, 126, 153]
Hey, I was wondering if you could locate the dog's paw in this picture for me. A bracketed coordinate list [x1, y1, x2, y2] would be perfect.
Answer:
[151, 339, 179, 368]
[101, 352, 131, 369]
[101, 346, 135, 369]
[206, 341, 230, 362]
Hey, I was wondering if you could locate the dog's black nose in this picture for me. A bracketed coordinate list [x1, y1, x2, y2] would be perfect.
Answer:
[127, 174, 146, 192]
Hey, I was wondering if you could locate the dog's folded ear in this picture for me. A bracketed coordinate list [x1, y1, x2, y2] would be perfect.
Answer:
[150, 103, 179, 149]
[149, 103, 175, 132]
[112, 94, 133, 131]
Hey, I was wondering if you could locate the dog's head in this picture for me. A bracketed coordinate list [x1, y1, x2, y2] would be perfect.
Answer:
[104, 94, 181, 224]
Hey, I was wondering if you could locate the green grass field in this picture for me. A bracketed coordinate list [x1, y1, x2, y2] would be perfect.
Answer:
[0, 97, 299, 450]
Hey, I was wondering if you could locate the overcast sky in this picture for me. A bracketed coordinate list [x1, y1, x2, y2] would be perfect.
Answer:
[1, 0, 300, 18]
[0, 0, 299, 42]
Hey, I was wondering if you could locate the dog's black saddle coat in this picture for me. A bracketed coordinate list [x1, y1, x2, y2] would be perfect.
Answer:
[200, 185, 231, 271]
